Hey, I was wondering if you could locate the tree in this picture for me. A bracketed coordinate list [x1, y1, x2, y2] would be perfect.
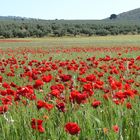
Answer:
[53, 28, 66, 37]
[81, 28, 94, 36]
[95, 29, 110, 36]
[110, 14, 117, 20]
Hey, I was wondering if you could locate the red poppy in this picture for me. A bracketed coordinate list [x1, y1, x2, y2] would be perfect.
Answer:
[37, 100, 45, 110]
[75, 92, 88, 104]
[45, 103, 54, 111]
[31, 118, 45, 133]
[86, 74, 96, 82]
[37, 100, 53, 111]
[0, 75, 2, 83]
[70, 90, 79, 102]
[103, 93, 110, 100]
[10, 82, 17, 88]
[60, 74, 72, 82]
[16, 86, 36, 100]
[114, 91, 126, 100]
[126, 102, 132, 109]
[92, 100, 101, 108]
[83, 83, 93, 92]
[0, 105, 8, 114]
[124, 90, 135, 98]
[113, 125, 119, 133]
[50, 89, 60, 97]
[136, 56, 140, 60]
[1, 95, 13, 105]
[0, 90, 7, 96]
[56, 102, 65, 112]
[33, 79, 44, 89]
[42, 74, 52, 83]
[65, 122, 80, 135]
[113, 99, 124, 105]
[50, 84, 64, 92]
[6, 89, 15, 96]
[2, 82, 10, 89]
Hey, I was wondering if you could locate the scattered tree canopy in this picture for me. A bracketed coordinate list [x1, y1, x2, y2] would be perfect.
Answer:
[110, 14, 117, 20]
[0, 19, 140, 38]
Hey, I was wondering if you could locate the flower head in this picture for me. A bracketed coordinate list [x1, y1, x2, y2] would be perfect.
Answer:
[65, 122, 80, 135]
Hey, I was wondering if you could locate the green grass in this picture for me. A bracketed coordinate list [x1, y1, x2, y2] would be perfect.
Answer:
[1, 35, 140, 48]
[0, 36, 140, 139]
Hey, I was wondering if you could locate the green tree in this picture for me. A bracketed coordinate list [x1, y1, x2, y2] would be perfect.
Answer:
[110, 14, 117, 20]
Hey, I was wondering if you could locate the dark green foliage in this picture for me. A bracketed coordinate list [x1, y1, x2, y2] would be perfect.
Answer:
[95, 29, 110, 36]
[0, 18, 140, 38]
[110, 14, 117, 20]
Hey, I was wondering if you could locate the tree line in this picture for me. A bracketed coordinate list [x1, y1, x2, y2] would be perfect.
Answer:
[0, 20, 140, 38]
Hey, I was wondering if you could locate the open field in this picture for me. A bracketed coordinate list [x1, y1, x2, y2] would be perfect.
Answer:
[0, 35, 140, 48]
[0, 36, 140, 139]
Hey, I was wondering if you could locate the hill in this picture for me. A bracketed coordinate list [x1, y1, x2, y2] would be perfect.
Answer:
[0, 8, 140, 38]
[107, 8, 140, 21]
[117, 8, 140, 20]
[1, 8, 140, 22]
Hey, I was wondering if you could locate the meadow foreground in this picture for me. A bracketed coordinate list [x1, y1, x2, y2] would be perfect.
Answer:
[0, 45, 140, 140]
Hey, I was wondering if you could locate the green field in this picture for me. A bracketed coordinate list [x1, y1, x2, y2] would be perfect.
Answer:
[0, 35, 140, 140]
[0, 35, 140, 48]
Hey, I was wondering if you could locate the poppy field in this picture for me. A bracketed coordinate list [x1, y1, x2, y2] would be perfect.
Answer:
[0, 41, 140, 139]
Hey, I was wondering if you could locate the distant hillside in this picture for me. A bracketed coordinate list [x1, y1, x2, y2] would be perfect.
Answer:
[0, 16, 41, 21]
[1, 9, 140, 38]
[117, 8, 140, 20]
[1, 8, 140, 22]
[107, 8, 140, 21]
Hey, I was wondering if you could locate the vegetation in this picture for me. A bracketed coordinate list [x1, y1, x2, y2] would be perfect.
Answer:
[116, 8, 140, 20]
[1, 7, 140, 140]
[0, 19, 140, 38]
[0, 45, 140, 139]
[1, 8, 140, 38]
[1, 35, 140, 48]
[109, 14, 117, 20]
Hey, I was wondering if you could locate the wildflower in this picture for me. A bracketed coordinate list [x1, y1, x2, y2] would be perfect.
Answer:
[0, 75, 2, 83]
[65, 122, 80, 135]
[0, 105, 8, 114]
[60, 74, 72, 82]
[126, 102, 132, 109]
[31, 118, 45, 133]
[103, 128, 108, 134]
[92, 100, 101, 108]
[56, 102, 65, 112]
[37, 100, 53, 111]
[86, 74, 96, 82]
[43, 115, 49, 120]
[42, 74, 52, 83]
[2, 82, 10, 89]
[113, 125, 119, 133]
[33, 79, 44, 89]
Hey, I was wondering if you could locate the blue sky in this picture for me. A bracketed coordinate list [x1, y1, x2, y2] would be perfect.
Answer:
[0, 0, 140, 19]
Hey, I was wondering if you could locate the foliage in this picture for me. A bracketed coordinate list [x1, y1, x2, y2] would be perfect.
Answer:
[0, 46, 140, 139]
[110, 14, 117, 20]
[0, 19, 140, 38]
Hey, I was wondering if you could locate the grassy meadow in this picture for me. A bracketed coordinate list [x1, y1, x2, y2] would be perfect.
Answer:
[0, 35, 140, 140]
[0, 35, 140, 48]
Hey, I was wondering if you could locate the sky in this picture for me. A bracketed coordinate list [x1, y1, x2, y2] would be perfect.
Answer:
[0, 0, 140, 20]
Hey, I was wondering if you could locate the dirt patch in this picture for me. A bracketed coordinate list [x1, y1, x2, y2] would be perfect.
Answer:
[0, 39, 31, 43]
